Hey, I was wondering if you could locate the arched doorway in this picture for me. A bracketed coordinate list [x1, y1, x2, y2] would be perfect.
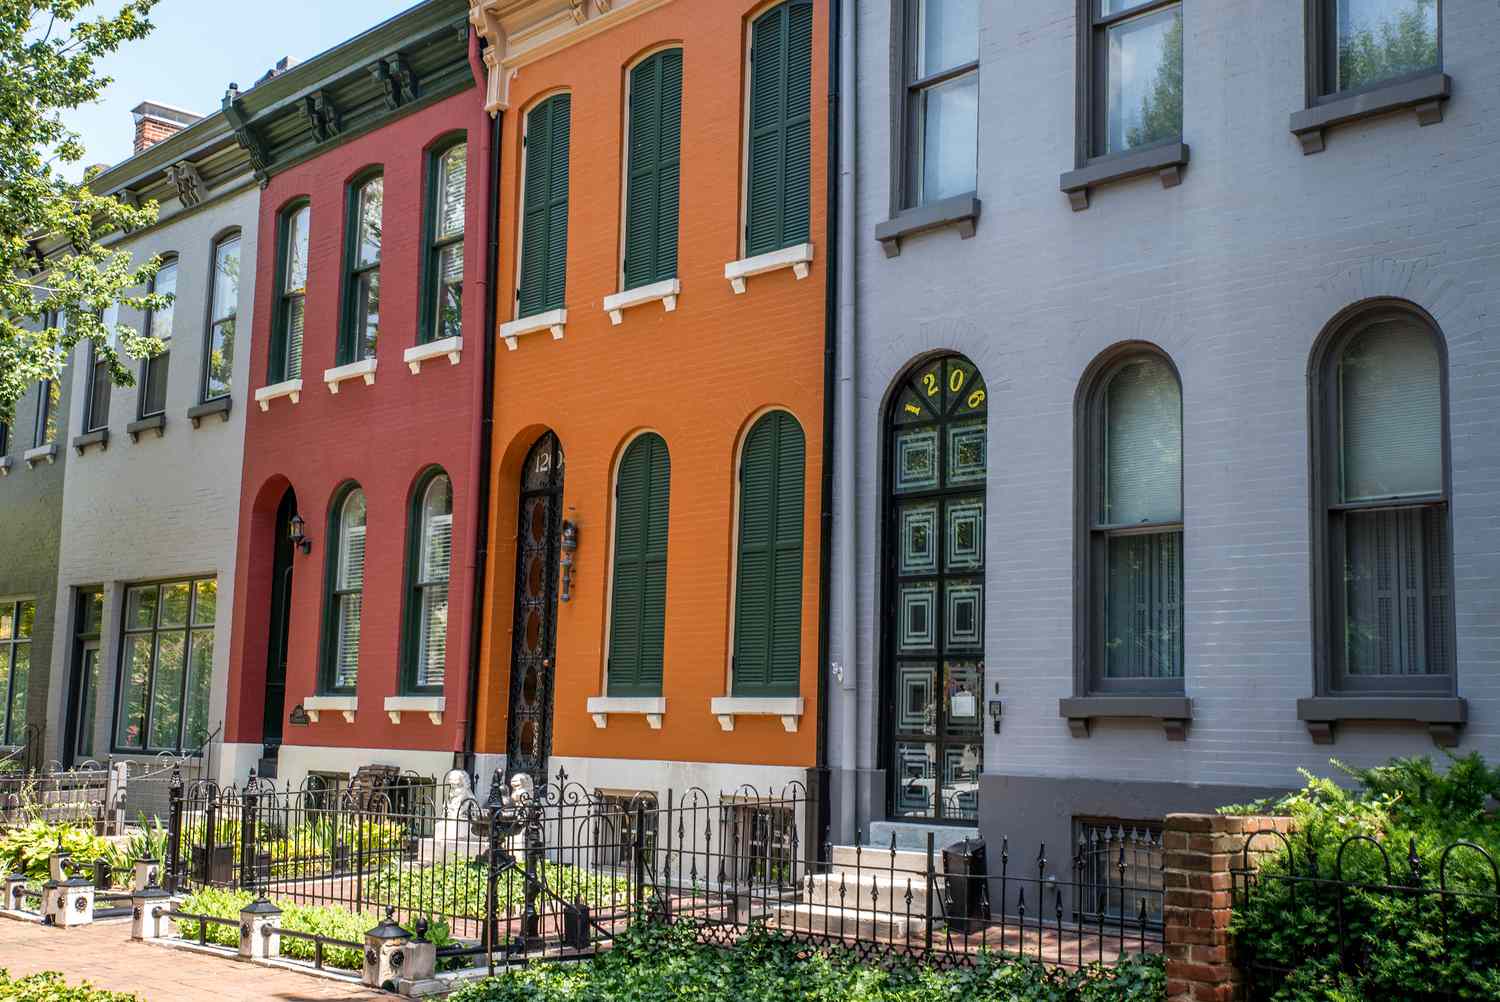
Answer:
[883, 354, 988, 824]
[506, 432, 564, 788]
[262, 488, 297, 771]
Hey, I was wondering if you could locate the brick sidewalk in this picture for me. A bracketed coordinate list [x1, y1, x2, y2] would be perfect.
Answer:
[0, 918, 389, 1001]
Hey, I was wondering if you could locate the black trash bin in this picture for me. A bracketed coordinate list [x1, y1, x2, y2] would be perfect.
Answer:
[941, 837, 991, 934]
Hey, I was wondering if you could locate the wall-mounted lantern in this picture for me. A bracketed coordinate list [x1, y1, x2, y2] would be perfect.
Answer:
[988, 699, 1003, 735]
[288, 513, 312, 555]
[559, 512, 579, 602]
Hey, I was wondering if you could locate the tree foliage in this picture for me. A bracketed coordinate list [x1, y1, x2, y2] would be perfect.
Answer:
[1125, 10, 1183, 151]
[0, 0, 168, 424]
[1338, 0, 1439, 92]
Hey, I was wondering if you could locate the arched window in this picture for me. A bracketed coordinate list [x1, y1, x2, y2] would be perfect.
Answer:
[203, 231, 241, 402]
[884, 354, 987, 824]
[404, 471, 453, 692]
[323, 486, 367, 693]
[140, 255, 177, 417]
[607, 433, 671, 697]
[423, 141, 467, 344]
[273, 202, 310, 382]
[1313, 305, 1452, 692]
[1076, 348, 1184, 695]
[342, 173, 383, 363]
[518, 94, 571, 319]
[732, 411, 806, 696]
[622, 48, 683, 290]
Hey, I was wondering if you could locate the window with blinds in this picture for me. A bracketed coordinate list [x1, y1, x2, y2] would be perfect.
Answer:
[325, 486, 367, 692]
[745, 0, 813, 258]
[140, 257, 176, 417]
[732, 411, 806, 696]
[607, 433, 671, 696]
[204, 232, 240, 401]
[517, 94, 571, 319]
[425, 142, 466, 343]
[342, 175, 383, 363]
[275, 203, 310, 382]
[623, 49, 683, 290]
[405, 473, 452, 691]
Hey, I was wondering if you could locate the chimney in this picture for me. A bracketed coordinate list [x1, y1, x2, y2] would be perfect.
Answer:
[131, 101, 202, 154]
[255, 57, 298, 88]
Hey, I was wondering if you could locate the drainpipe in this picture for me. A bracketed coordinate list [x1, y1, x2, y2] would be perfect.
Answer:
[834, 0, 858, 844]
[462, 33, 505, 783]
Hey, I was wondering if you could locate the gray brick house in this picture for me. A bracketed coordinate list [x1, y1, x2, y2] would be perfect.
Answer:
[825, 0, 1500, 862]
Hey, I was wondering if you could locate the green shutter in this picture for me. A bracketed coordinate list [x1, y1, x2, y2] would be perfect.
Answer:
[745, 0, 813, 258]
[624, 49, 683, 290]
[518, 94, 571, 317]
[733, 412, 806, 696]
[608, 434, 671, 695]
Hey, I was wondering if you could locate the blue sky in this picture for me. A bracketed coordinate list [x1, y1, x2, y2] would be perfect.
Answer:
[71, 0, 416, 174]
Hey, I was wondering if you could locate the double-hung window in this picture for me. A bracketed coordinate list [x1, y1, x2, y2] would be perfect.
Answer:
[623, 49, 683, 290]
[607, 434, 671, 697]
[114, 578, 216, 754]
[900, 0, 978, 206]
[324, 486, 367, 693]
[405, 473, 452, 692]
[424, 144, 466, 343]
[203, 232, 241, 401]
[1083, 0, 1183, 159]
[33, 379, 59, 448]
[140, 256, 176, 417]
[745, 0, 813, 257]
[1313, 0, 1439, 98]
[518, 95, 571, 319]
[0, 600, 35, 747]
[85, 305, 117, 433]
[274, 203, 310, 382]
[342, 175, 383, 363]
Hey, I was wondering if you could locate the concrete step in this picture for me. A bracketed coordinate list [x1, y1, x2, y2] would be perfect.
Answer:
[803, 870, 938, 916]
[768, 900, 923, 941]
[829, 845, 943, 875]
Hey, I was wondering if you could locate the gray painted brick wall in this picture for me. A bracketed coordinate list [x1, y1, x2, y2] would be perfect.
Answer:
[830, 0, 1500, 839]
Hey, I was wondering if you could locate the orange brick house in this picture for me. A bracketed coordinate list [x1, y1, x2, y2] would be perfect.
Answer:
[467, 0, 829, 806]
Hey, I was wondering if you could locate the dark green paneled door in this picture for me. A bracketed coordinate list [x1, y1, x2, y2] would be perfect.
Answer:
[884, 355, 988, 824]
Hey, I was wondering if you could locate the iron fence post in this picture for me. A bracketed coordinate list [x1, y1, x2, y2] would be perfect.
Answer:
[924, 831, 935, 953]
[522, 799, 542, 947]
[484, 800, 498, 977]
[239, 773, 258, 891]
[165, 767, 184, 892]
[633, 802, 647, 916]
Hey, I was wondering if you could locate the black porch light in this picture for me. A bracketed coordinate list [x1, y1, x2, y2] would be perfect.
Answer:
[288, 513, 312, 554]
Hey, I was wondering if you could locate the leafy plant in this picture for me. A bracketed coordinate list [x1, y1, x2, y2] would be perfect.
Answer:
[366, 858, 631, 921]
[120, 815, 168, 864]
[178, 888, 378, 971]
[0, 821, 127, 882]
[0, 970, 144, 1002]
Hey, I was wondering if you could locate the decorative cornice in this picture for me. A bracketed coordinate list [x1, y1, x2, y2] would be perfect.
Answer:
[165, 161, 207, 207]
[301, 91, 343, 142]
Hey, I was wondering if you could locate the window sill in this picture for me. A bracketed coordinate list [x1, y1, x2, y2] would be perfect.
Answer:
[127, 414, 166, 443]
[710, 696, 804, 733]
[302, 695, 358, 723]
[724, 243, 814, 294]
[1059, 696, 1192, 741]
[384, 695, 445, 725]
[1290, 72, 1450, 154]
[1059, 142, 1190, 211]
[23, 444, 57, 469]
[0, 457, 10, 476]
[500, 309, 567, 351]
[875, 193, 981, 257]
[603, 278, 680, 325]
[1297, 695, 1466, 747]
[586, 696, 665, 730]
[188, 397, 232, 427]
[255, 379, 303, 411]
[324, 357, 377, 394]
[72, 429, 110, 455]
[404, 336, 463, 374]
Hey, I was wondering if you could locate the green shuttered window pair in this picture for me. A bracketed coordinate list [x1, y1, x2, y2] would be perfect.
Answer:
[624, 49, 683, 290]
[608, 434, 671, 696]
[746, 0, 813, 258]
[733, 412, 806, 696]
[518, 94, 572, 318]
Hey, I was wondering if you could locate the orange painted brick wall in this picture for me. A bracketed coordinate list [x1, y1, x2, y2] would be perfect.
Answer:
[476, 0, 829, 770]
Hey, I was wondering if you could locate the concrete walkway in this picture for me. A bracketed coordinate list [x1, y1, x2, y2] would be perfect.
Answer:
[0, 918, 390, 1001]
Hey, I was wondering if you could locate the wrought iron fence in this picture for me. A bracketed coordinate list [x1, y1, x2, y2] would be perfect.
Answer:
[1232, 829, 1500, 1001]
[162, 769, 1162, 973]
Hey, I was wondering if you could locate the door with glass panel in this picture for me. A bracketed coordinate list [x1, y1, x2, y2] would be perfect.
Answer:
[63, 587, 104, 766]
[506, 433, 564, 790]
[885, 354, 988, 824]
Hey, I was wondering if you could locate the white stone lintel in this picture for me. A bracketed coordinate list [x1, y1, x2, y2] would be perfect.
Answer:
[255, 379, 303, 411]
[603, 278, 680, 325]
[586, 696, 666, 730]
[500, 308, 567, 351]
[404, 335, 463, 374]
[384, 695, 446, 725]
[710, 696, 805, 733]
[323, 357, 377, 394]
[724, 243, 814, 294]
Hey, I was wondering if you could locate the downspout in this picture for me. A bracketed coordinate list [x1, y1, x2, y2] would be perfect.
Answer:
[834, 0, 858, 843]
[462, 31, 504, 781]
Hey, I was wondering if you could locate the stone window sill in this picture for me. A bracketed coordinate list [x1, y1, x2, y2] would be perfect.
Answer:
[23, 444, 57, 468]
[303, 695, 357, 723]
[1059, 142, 1190, 211]
[188, 397, 232, 427]
[127, 414, 166, 442]
[586, 696, 665, 730]
[1297, 695, 1466, 747]
[875, 193, 981, 257]
[1059, 695, 1193, 741]
[724, 243, 814, 294]
[72, 429, 110, 455]
[710, 696, 804, 733]
[0, 457, 11, 476]
[603, 278, 680, 325]
[323, 357, 377, 394]
[255, 379, 303, 411]
[405, 336, 463, 374]
[1290, 72, 1450, 154]
[501, 309, 567, 351]
[384, 695, 445, 725]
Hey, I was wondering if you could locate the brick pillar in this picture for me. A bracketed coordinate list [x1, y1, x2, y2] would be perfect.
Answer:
[1163, 813, 1294, 1002]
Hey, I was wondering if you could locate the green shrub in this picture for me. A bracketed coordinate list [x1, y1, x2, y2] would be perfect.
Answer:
[449, 920, 1166, 1002]
[366, 858, 631, 920]
[178, 887, 378, 971]
[0, 821, 127, 882]
[0, 970, 144, 1002]
[1229, 754, 1500, 1001]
